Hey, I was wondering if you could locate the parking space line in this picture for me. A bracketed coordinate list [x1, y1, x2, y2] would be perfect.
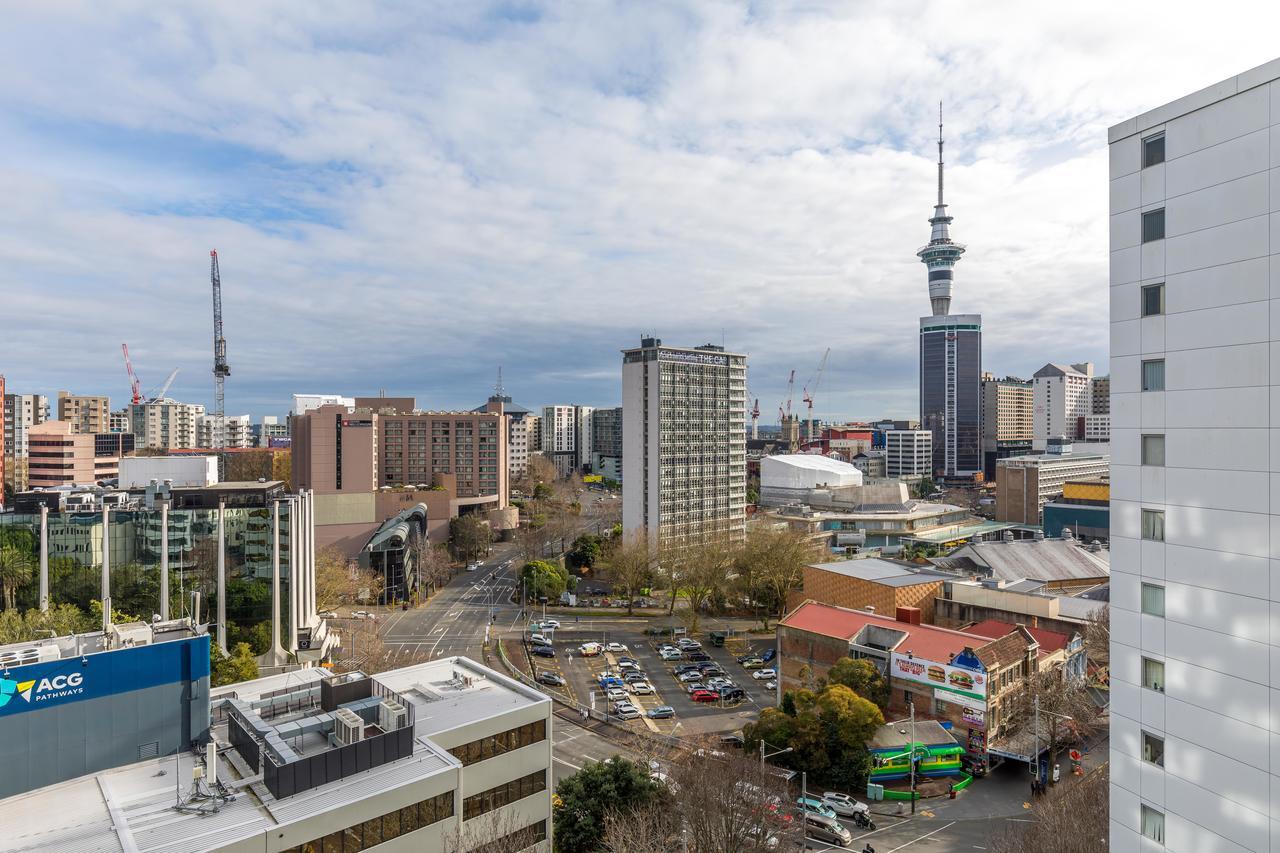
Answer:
[885, 821, 956, 852]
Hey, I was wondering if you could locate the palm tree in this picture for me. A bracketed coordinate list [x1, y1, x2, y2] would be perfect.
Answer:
[0, 546, 36, 611]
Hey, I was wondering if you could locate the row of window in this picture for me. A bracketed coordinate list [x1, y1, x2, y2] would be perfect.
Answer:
[471, 820, 548, 853]
[285, 790, 454, 853]
[462, 770, 547, 820]
[447, 719, 547, 767]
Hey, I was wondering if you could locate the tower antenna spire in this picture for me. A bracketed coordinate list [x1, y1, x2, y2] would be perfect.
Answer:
[495, 366, 504, 396]
[937, 100, 944, 207]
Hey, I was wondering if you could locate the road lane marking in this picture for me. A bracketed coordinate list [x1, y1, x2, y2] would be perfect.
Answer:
[885, 822, 956, 852]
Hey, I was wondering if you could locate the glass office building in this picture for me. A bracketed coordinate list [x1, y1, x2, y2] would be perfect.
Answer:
[919, 314, 983, 479]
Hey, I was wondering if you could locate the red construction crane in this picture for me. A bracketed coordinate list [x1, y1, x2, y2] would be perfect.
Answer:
[121, 343, 143, 405]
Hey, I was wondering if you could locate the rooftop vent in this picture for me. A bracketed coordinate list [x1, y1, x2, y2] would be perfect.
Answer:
[335, 708, 364, 745]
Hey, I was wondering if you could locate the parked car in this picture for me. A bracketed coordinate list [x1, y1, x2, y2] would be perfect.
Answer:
[352, 610, 372, 620]
[820, 792, 869, 818]
[606, 642, 628, 653]
[690, 689, 719, 703]
[686, 651, 712, 662]
[618, 660, 641, 672]
[629, 681, 654, 695]
[617, 655, 639, 665]
[718, 687, 745, 701]
[605, 687, 628, 702]
[535, 671, 565, 687]
[683, 681, 706, 694]
[679, 670, 705, 683]
[676, 638, 701, 649]
[752, 668, 777, 681]
[674, 663, 701, 675]
[532, 619, 561, 630]
[318, 610, 338, 619]
[660, 648, 683, 661]
[623, 672, 648, 684]
[529, 634, 552, 647]
[764, 680, 777, 691]
[613, 702, 642, 720]
[761, 648, 777, 663]
[598, 677, 625, 689]
[802, 813, 852, 848]
[578, 643, 603, 657]
[647, 705, 676, 719]
[795, 797, 838, 820]
[531, 645, 556, 658]
[740, 657, 764, 669]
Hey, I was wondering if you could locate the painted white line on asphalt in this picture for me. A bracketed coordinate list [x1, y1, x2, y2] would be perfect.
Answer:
[885, 821, 956, 852]
[553, 757, 582, 771]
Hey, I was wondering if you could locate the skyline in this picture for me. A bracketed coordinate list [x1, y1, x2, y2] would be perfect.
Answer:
[5, 3, 1280, 420]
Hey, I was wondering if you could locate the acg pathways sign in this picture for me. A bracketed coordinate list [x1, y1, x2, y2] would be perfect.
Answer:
[0, 672, 85, 708]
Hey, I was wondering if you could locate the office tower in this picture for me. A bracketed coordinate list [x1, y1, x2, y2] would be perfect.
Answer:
[621, 337, 747, 542]
[476, 373, 537, 481]
[1032, 362, 1095, 445]
[57, 391, 110, 434]
[980, 373, 1033, 479]
[3, 392, 50, 494]
[27, 421, 133, 489]
[917, 114, 982, 479]
[1109, 59, 1280, 852]
[128, 398, 206, 449]
[540, 404, 592, 478]
[590, 406, 623, 482]
[883, 429, 933, 480]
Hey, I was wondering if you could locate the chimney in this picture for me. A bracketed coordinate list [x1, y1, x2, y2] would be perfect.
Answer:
[896, 606, 922, 625]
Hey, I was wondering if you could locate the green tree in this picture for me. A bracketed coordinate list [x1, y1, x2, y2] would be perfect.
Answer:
[519, 560, 568, 601]
[911, 478, 939, 499]
[211, 641, 260, 687]
[554, 756, 665, 853]
[532, 482, 553, 500]
[566, 534, 603, 570]
[828, 656, 890, 708]
[744, 685, 883, 793]
[0, 546, 35, 611]
[0, 603, 92, 645]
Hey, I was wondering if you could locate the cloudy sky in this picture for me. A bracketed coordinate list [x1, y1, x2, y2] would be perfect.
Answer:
[3, 2, 1279, 422]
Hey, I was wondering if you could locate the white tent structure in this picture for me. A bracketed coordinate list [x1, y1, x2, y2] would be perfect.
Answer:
[760, 454, 863, 505]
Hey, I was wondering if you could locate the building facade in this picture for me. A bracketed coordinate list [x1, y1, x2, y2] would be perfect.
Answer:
[128, 398, 206, 449]
[994, 448, 1110, 525]
[3, 392, 50, 494]
[1031, 362, 1096, 447]
[252, 415, 290, 447]
[622, 337, 747, 542]
[26, 420, 133, 489]
[197, 413, 252, 448]
[475, 386, 537, 482]
[1108, 60, 1280, 853]
[57, 391, 110, 434]
[980, 374, 1032, 480]
[539, 404, 592, 478]
[590, 406, 623, 482]
[884, 429, 933, 481]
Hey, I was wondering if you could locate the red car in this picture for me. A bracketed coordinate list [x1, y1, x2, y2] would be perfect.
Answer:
[690, 689, 719, 703]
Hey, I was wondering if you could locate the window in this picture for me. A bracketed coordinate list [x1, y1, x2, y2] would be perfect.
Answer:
[1142, 208, 1166, 243]
[1141, 434, 1165, 466]
[1142, 657, 1165, 693]
[1142, 359, 1165, 392]
[1141, 510, 1165, 542]
[448, 719, 547, 767]
[1142, 133, 1166, 168]
[463, 771, 547, 820]
[1141, 804, 1165, 843]
[1141, 583, 1165, 617]
[283, 792, 454, 853]
[1142, 732, 1165, 767]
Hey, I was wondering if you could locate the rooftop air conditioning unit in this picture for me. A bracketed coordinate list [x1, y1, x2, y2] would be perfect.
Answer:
[335, 708, 365, 745]
[379, 700, 408, 732]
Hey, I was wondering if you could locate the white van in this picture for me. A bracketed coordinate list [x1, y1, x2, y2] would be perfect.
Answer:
[803, 813, 852, 848]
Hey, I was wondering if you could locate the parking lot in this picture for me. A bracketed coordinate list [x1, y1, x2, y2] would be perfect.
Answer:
[520, 623, 776, 737]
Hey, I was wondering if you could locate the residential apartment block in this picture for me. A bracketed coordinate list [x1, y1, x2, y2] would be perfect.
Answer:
[590, 405, 622, 482]
[128, 398, 206, 449]
[1109, 59, 1280, 853]
[540, 404, 592, 477]
[3, 391, 50, 493]
[57, 390, 110, 434]
[980, 374, 1032, 480]
[27, 420, 135, 489]
[197, 413, 252, 448]
[622, 337, 746, 542]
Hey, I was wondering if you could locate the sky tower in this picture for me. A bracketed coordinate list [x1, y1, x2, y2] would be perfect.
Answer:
[917, 103, 966, 316]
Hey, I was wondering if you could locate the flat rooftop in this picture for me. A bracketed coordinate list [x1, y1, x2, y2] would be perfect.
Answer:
[2, 656, 548, 853]
[808, 559, 951, 588]
[0, 620, 202, 668]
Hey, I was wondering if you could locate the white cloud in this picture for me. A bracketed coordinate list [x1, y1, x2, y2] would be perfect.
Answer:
[1, 1, 1278, 420]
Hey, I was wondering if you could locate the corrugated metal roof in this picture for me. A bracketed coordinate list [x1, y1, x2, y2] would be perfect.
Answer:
[951, 540, 1110, 583]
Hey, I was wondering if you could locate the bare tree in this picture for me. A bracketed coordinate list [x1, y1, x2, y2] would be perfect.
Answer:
[679, 536, 736, 635]
[601, 799, 681, 853]
[736, 525, 820, 628]
[407, 531, 453, 600]
[988, 765, 1109, 853]
[315, 547, 383, 612]
[602, 533, 655, 615]
[442, 808, 541, 853]
[1082, 602, 1109, 671]
[1000, 666, 1105, 785]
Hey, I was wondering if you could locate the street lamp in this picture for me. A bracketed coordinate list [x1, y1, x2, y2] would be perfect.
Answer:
[759, 739, 793, 766]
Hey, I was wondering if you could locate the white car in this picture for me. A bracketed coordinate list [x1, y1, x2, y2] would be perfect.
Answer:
[659, 648, 683, 661]
[614, 703, 642, 720]
[679, 671, 704, 683]
[534, 619, 561, 630]
[606, 642, 628, 653]
[605, 687, 628, 702]
[821, 792, 870, 818]
[529, 634, 551, 646]
[752, 668, 777, 680]
[466, 562, 480, 572]
[578, 643, 602, 657]
[765, 680, 777, 691]
[629, 681, 654, 695]
[318, 611, 338, 619]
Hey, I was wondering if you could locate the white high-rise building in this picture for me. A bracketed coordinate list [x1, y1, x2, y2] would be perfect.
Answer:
[3, 393, 50, 458]
[884, 429, 932, 481]
[1109, 59, 1280, 853]
[128, 399, 206, 450]
[197, 413, 252, 448]
[622, 337, 747, 542]
[540, 404, 591, 478]
[1032, 362, 1094, 446]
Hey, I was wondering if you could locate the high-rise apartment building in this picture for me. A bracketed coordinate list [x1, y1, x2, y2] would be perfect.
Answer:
[1108, 59, 1280, 853]
[3, 392, 50, 493]
[197, 413, 252, 448]
[540, 404, 592, 478]
[980, 373, 1032, 479]
[128, 398, 206, 449]
[622, 337, 747, 542]
[475, 376, 537, 481]
[57, 391, 109, 434]
[108, 409, 131, 433]
[1032, 362, 1096, 446]
[590, 406, 623, 482]
[251, 415, 290, 447]
[916, 118, 982, 479]
[884, 429, 933, 480]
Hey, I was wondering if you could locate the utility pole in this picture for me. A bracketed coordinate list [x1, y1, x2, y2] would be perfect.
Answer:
[909, 699, 917, 814]
[1034, 694, 1041, 786]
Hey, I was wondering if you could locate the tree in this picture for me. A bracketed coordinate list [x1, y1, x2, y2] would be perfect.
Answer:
[736, 526, 819, 629]
[555, 756, 665, 853]
[407, 531, 453, 599]
[566, 534, 603, 570]
[676, 536, 735, 634]
[314, 548, 383, 612]
[911, 478, 939, 499]
[449, 515, 493, 563]
[827, 656, 889, 708]
[1000, 666, 1104, 785]
[988, 765, 1109, 853]
[0, 546, 35, 611]
[519, 560, 568, 602]
[0, 603, 92, 645]
[1082, 602, 1109, 671]
[602, 534, 655, 615]
[211, 641, 260, 686]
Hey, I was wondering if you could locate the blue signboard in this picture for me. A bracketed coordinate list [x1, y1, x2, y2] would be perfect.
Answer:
[0, 635, 209, 718]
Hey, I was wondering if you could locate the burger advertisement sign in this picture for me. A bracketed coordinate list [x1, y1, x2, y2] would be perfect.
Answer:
[890, 652, 987, 702]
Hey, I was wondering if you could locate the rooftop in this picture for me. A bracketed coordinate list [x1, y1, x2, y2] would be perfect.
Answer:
[965, 619, 1075, 654]
[936, 539, 1110, 584]
[763, 454, 864, 476]
[807, 558, 951, 588]
[903, 520, 1023, 545]
[0, 619, 201, 668]
[780, 600, 1001, 664]
[867, 719, 959, 751]
[1, 657, 547, 853]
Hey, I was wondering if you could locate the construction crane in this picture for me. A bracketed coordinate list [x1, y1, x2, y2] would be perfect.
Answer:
[147, 368, 180, 402]
[802, 348, 831, 444]
[121, 343, 143, 405]
[750, 398, 760, 440]
[210, 250, 230, 464]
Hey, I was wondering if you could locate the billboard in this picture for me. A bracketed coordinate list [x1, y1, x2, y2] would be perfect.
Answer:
[933, 688, 986, 726]
[890, 652, 987, 703]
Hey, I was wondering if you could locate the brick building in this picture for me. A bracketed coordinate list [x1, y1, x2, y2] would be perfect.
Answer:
[797, 559, 948, 623]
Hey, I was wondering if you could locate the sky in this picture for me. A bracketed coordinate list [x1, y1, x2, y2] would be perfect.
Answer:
[2, 1, 1280, 422]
